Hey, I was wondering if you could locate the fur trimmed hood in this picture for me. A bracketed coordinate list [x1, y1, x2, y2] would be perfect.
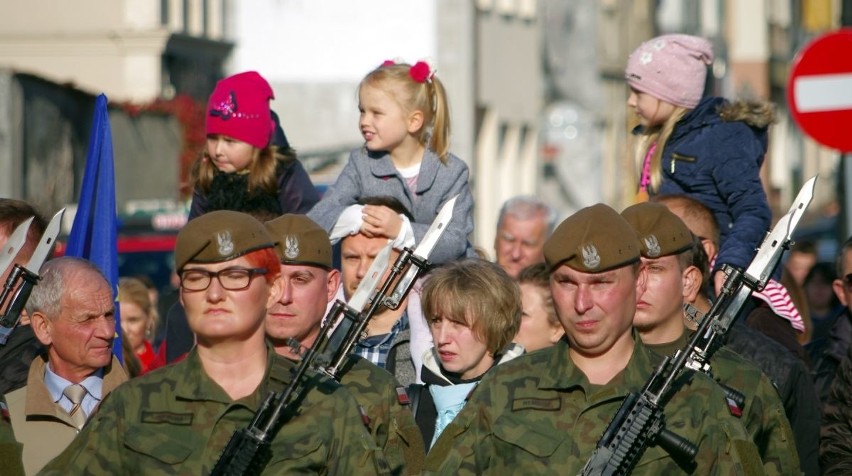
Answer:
[718, 99, 777, 129]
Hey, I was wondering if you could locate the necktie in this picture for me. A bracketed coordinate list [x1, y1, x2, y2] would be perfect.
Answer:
[62, 384, 88, 430]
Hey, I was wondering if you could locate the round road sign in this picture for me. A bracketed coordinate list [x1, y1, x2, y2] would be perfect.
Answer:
[787, 28, 852, 152]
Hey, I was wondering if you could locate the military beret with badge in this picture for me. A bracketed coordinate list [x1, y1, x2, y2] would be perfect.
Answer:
[264, 214, 333, 270]
[621, 202, 694, 258]
[543, 203, 641, 273]
[174, 210, 277, 271]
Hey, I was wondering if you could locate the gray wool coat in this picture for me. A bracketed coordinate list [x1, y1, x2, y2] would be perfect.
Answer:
[308, 147, 475, 265]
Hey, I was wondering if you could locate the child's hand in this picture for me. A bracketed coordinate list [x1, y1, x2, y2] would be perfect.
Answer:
[361, 205, 402, 239]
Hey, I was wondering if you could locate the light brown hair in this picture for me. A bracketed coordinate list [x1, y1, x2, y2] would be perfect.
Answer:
[421, 258, 521, 355]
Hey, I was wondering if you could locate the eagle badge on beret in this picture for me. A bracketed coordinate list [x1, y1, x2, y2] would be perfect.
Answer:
[217, 231, 234, 256]
[284, 235, 300, 260]
[581, 244, 601, 270]
[644, 235, 661, 258]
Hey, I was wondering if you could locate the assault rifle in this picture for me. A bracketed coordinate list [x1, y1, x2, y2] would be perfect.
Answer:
[0, 209, 64, 345]
[580, 176, 816, 476]
[210, 197, 457, 475]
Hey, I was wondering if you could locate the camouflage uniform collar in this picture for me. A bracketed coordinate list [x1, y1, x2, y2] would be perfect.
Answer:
[645, 327, 690, 359]
[543, 333, 657, 401]
[174, 343, 280, 409]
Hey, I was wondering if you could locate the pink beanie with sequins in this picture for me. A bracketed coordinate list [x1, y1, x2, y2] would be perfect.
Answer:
[206, 71, 275, 149]
[625, 34, 714, 109]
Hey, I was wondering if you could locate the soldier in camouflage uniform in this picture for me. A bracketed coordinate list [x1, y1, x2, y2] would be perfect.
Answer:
[424, 203, 763, 474]
[621, 202, 800, 475]
[264, 214, 425, 475]
[40, 211, 386, 475]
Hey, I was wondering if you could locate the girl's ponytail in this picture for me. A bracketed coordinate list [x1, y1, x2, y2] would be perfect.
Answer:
[429, 76, 451, 164]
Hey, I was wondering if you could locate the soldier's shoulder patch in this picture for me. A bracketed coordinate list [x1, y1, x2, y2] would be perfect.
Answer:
[511, 397, 561, 412]
[0, 400, 8, 422]
[141, 411, 193, 425]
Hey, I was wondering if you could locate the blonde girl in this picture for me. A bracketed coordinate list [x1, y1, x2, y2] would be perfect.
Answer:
[308, 60, 475, 265]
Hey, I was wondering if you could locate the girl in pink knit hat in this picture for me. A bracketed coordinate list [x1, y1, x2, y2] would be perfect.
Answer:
[625, 35, 806, 346]
[188, 71, 319, 220]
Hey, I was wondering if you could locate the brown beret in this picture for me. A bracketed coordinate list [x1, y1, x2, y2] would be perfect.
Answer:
[175, 211, 276, 271]
[621, 202, 694, 258]
[265, 214, 333, 269]
[544, 203, 641, 272]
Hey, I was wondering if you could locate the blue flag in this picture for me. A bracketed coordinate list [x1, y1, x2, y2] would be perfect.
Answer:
[65, 94, 123, 363]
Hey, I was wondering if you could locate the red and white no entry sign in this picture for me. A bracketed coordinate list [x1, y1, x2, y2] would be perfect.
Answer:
[787, 28, 852, 152]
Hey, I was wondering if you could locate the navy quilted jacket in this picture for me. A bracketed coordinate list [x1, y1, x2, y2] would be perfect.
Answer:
[652, 97, 774, 271]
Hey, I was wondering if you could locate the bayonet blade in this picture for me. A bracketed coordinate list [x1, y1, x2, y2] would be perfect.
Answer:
[24, 209, 64, 274]
[382, 196, 457, 310]
[347, 241, 392, 313]
[745, 176, 816, 285]
[411, 195, 457, 260]
[0, 217, 33, 277]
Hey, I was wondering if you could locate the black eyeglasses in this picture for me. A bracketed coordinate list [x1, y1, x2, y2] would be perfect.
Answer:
[843, 273, 852, 289]
[179, 267, 268, 292]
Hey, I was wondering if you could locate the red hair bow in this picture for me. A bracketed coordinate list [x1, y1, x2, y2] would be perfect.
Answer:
[409, 61, 432, 83]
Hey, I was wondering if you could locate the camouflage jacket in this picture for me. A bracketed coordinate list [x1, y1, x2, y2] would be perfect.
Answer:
[333, 355, 426, 475]
[424, 337, 764, 475]
[39, 345, 386, 475]
[649, 331, 801, 475]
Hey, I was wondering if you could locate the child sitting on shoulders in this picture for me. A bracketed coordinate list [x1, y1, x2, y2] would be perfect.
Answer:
[189, 71, 319, 220]
[308, 60, 475, 265]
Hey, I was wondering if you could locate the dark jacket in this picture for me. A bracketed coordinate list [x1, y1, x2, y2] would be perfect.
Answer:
[189, 157, 319, 220]
[820, 342, 852, 474]
[727, 321, 822, 475]
[654, 97, 774, 272]
[0, 326, 43, 396]
[808, 308, 852, 405]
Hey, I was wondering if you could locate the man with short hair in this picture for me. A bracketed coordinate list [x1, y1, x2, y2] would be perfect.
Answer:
[41, 211, 385, 474]
[426, 204, 758, 474]
[493, 195, 555, 279]
[264, 214, 425, 474]
[0, 199, 48, 396]
[622, 201, 800, 474]
[5, 257, 127, 474]
[337, 196, 424, 386]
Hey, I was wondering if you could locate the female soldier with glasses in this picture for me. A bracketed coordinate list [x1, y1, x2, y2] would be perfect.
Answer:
[40, 211, 386, 475]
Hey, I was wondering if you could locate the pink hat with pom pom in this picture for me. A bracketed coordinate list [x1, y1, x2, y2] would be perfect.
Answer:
[625, 34, 714, 109]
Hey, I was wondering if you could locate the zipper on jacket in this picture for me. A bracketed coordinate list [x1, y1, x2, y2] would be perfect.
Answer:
[670, 153, 696, 173]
